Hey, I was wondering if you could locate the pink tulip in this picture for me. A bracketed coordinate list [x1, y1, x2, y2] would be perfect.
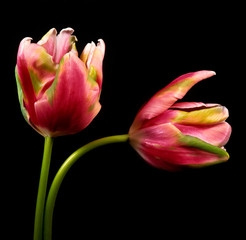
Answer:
[129, 71, 231, 171]
[15, 28, 105, 137]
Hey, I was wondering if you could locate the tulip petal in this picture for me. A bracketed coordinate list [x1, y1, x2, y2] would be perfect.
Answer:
[170, 102, 216, 109]
[174, 122, 232, 147]
[130, 123, 183, 155]
[140, 102, 229, 131]
[178, 134, 229, 167]
[130, 123, 229, 171]
[15, 66, 29, 123]
[81, 41, 96, 68]
[23, 44, 57, 97]
[130, 123, 183, 171]
[16, 65, 45, 135]
[131, 71, 216, 131]
[171, 103, 229, 125]
[81, 39, 105, 89]
[88, 39, 105, 89]
[146, 142, 229, 170]
[54, 28, 78, 64]
[17, 37, 35, 103]
[16, 37, 39, 125]
[136, 151, 181, 171]
[37, 28, 57, 59]
[34, 52, 101, 137]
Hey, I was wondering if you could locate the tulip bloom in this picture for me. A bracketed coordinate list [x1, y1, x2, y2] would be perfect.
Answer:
[15, 28, 105, 137]
[129, 71, 231, 171]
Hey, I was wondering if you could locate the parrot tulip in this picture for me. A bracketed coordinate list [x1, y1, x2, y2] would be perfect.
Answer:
[15, 27, 105, 137]
[129, 71, 231, 171]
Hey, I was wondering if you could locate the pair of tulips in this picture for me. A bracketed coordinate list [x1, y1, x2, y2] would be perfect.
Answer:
[16, 27, 231, 171]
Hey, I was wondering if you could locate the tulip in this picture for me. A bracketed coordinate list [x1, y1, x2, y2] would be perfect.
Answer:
[129, 71, 231, 171]
[15, 27, 105, 137]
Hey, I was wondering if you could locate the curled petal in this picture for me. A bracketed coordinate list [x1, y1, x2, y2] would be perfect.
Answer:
[16, 37, 58, 126]
[131, 71, 216, 132]
[16, 37, 36, 105]
[80, 39, 105, 89]
[140, 102, 229, 130]
[37, 28, 57, 58]
[170, 102, 217, 109]
[81, 41, 96, 67]
[171, 103, 229, 125]
[54, 28, 78, 64]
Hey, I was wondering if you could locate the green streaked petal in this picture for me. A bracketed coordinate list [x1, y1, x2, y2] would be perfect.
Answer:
[179, 134, 229, 159]
[130, 71, 216, 132]
[15, 65, 29, 123]
[25, 44, 57, 96]
[46, 56, 65, 105]
[37, 28, 57, 57]
[173, 105, 228, 125]
[88, 65, 97, 85]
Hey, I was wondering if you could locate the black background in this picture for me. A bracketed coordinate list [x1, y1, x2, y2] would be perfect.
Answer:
[2, 1, 242, 239]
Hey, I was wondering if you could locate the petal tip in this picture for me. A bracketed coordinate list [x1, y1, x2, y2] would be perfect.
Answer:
[47, 28, 58, 35]
[21, 37, 33, 43]
[97, 39, 105, 56]
[207, 70, 216, 77]
[60, 27, 74, 34]
[18, 37, 33, 56]
[194, 70, 216, 80]
[206, 70, 216, 76]
[37, 28, 57, 46]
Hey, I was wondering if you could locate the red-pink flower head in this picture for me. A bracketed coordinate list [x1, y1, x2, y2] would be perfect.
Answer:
[16, 28, 105, 137]
[129, 71, 231, 171]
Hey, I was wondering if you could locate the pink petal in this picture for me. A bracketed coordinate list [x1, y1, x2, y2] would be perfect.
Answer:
[37, 28, 57, 59]
[81, 39, 105, 89]
[17, 38, 36, 102]
[54, 28, 78, 64]
[131, 71, 216, 132]
[22, 43, 57, 98]
[170, 102, 218, 109]
[16, 38, 39, 125]
[174, 122, 232, 147]
[142, 143, 228, 170]
[34, 53, 101, 137]
[135, 150, 181, 171]
[129, 122, 230, 171]
[81, 41, 96, 68]
[130, 123, 183, 171]
[90, 39, 105, 89]
[130, 123, 182, 153]
[141, 102, 229, 130]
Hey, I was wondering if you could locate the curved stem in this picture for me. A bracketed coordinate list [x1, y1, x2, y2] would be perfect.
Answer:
[44, 134, 129, 240]
[34, 136, 54, 240]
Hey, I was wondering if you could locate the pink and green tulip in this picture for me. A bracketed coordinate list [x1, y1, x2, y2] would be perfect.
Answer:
[129, 71, 231, 171]
[15, 28, 105, 137]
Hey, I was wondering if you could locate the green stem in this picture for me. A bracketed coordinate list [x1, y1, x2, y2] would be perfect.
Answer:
[44, 134, 129, 240]
[34, 137, 54, 240]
